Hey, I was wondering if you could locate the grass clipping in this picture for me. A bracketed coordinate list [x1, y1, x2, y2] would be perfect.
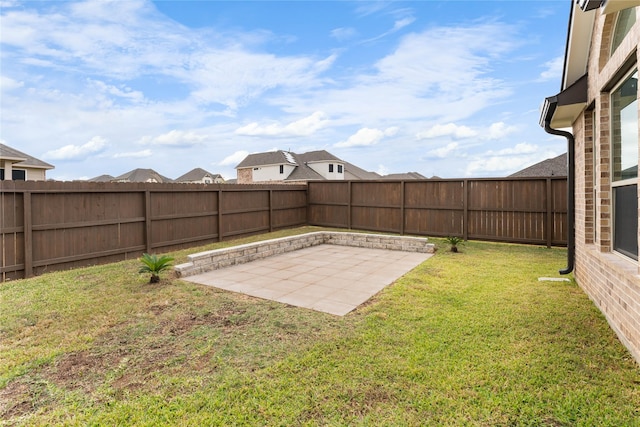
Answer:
[1, 228, 639, 426]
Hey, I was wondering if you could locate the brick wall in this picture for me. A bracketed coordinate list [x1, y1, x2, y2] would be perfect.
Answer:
[237, 168, 253, 184]
[572, 8, 640, 364]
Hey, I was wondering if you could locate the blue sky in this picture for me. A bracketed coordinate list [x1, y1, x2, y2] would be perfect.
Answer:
[1, 0, 570, 181]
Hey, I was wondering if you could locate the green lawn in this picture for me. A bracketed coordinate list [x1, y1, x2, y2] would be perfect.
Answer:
[1, 227, 639, 426]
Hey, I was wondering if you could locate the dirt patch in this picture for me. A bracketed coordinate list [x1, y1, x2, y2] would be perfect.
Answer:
[38, 306, 251, 396]
[0, 380, 32, 420]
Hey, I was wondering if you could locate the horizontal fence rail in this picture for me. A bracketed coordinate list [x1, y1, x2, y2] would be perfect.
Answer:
[307, 178, 567, 247]
[0, 181, 307, 281]
[1, 178, 567, 281]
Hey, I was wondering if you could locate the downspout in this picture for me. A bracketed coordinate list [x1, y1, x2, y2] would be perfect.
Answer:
[542, 100, 575, 274]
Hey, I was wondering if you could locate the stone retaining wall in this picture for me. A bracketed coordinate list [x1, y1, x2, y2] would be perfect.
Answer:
[175, 232, 435, 278]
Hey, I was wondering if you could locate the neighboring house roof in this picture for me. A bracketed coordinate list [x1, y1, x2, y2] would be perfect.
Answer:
[509, 153, 568, 178]
[343, 161, 381, 180]
[381, 172, 428, 180]
[296, 150, 342, 164]
[175, 167, 223, 183]
[88, 174, 115, 182]
[286, 153, 325, 181]
[0, 143, 54, 170]
[236, 151, 297, 169]
[113, 168, 173, 183]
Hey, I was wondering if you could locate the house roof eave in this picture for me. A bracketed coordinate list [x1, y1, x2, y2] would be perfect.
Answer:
[562, 2, 596, 90]
[540, 73, 589, 129]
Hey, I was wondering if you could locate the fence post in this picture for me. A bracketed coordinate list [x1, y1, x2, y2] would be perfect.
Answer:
[463, 179, 469, 240]
[546, 178, 552, 248]
[400, 181, 405, 235]
[23, 191, 33, 278]
[348, 181, 352, 230]
[218, 189, 223, 241]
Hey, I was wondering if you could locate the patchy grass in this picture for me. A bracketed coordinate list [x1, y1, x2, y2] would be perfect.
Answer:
[1, 228, 639, 426]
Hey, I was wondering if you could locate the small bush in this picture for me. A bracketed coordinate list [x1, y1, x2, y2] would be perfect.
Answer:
[139, 253, 174, 283]
[444, 236, 465, 252]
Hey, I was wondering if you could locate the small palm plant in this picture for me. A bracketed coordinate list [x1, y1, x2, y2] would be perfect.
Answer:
[444, 236, 465, 253]
[139, 253, 174, 283]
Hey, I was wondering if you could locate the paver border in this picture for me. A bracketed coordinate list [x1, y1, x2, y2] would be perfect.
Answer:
[174, 232, 435, 278]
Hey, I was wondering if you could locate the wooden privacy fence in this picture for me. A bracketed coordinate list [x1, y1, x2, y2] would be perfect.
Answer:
[307, 178, 567, 247]
[1, 178, 567, 281]
[0, 181, 307, 281]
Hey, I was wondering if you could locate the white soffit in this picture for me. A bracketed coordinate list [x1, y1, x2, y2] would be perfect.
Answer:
[564, 4, 596, 89]
[551, 104, 588, 129]
[602, 0, 640, 14]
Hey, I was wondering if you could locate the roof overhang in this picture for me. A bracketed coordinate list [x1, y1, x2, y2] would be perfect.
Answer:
[540, 74, 589, 129]
[563, 2, 597, 89]
[578, 0, 640, 14]
[0, 155, 27, 163]
[602, 0, 640, 14]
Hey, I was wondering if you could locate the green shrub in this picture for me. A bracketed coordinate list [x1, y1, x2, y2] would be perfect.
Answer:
[139, 253, 175, 283]
[444, 236, 465, 252]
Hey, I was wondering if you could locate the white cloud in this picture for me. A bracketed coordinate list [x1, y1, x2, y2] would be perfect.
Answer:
[113, 149, 152, 158]
[490, 142, 538, 156]
[0, 75, 24, 91]
[426, 142, 460, 159]
[465, 155, 533, 176]
[393, 17, 415, 31]
[335, 127, 397, 148]
[331, 27, 357, 41]
[219, 150, 249, 166]
[485, 122, 518, 140]
[44, 136, 108, 160]
[417, 122, 518, 141]
[139, 130, 207, 147]
[377, 164, 389, 176]
[362, 15, 416, 43]
[464, 143, 544, 176]
[89, 79, 144, 102]
[235, 111, 329, 137]
[539, 56, 563, 81]
[417, 123, 477, 140]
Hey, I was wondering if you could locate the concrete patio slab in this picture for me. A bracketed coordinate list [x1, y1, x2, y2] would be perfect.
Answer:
[181, 244, 433, 316]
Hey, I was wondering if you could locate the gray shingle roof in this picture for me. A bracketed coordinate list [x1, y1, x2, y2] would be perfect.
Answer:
[343, 161, 381, 180]
[175, 167, 222, 182]
[87, 174, 115, 182]
[380, 172, 427, 180]
[0, 143, 54, 169]
[236, 151, 296, 169]
[509, 153, 568, 178]
[296, 150, 342, 163]
[113, 168, 174, 183]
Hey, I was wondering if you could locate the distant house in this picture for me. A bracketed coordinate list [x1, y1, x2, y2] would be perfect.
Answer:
[0, 143, 54, 181]
[112, 168, 173, 183]
[175, 168, 225, 184]
[235, 149, 429, 184]
[509, 153, 568, 178]
[236, 150, 349, 184]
